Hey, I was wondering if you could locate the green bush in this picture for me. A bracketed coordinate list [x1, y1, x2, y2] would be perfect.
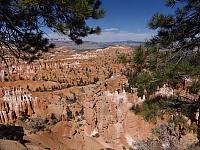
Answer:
[28, 118, 47, 133]
[131, 97, 176, 122]
[118, 54, 128, 63]
[189, 80, 200, 94]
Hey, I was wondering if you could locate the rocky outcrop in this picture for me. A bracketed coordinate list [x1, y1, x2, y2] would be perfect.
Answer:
[43, 88, 153, 149]
[0, 140, 27, 150]
[0, 88, 37, 123]
[83, 88, 152, 149]
[156, 84, 174, 98]
[0, 46, 156, 149]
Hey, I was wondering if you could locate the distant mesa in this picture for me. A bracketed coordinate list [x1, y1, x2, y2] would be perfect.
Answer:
[49, 39, 144, 50]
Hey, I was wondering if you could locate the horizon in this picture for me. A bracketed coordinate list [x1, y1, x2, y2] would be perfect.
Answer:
[49, 38, 145, 43]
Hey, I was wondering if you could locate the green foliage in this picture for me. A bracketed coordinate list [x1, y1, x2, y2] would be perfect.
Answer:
[135, 72, 152, 85]
[137, 86, 144, 97]
[127, 0, 200, 144]
[67, 110, 73, 120]
[131, 95, 198, 130]
[129, 48, 169, 95]
[18, 112, 29, 121]
[189, 80, 200, 94]
[118, 54, 128, 63]
[147, 0, 200, 53]
[128, 45, 200, 96]
[131, 97, 176, 122]
[28, 118, 47, 133]
[125, 70, 154, 97]
[146, 81, 159, 95]
[0, 0, 104, 60]
[133, 45, 146, 64]
[170, 114, 186, 127]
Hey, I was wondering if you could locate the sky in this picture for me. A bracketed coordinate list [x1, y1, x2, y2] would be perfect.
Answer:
[48, 0, 176, 42]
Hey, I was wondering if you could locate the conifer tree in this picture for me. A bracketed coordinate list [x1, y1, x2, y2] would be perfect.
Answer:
[0, 0, 104, 60]
[127, 0, 200, 144]
[148, 0, 200, 55]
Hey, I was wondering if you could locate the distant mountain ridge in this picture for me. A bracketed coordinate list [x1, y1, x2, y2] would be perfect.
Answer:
[50, 39, 144, 50]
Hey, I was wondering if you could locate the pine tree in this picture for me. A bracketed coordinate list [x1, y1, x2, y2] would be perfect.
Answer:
[127, 0, 200, 144]
[148, 0, 200, 55]
[0, 0, 104, 60]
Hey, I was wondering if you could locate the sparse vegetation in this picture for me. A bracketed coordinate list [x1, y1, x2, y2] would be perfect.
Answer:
[28, 114, 60, 133]
[189, 80, 200, 94]
[132, 97, 175, 122]
[118, 54, 129, 63]
[67, 110, 73, 120]
[18, 112, 29, 121]
[28, 118, 47, 133]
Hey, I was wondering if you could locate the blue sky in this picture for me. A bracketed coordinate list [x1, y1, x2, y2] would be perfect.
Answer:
[48, 0, 176, 42]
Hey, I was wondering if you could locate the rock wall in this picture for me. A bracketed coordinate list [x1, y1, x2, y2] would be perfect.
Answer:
[83, 90, 152, 149]
[0, 47, 155, 149]
[0, 88, 37, 123]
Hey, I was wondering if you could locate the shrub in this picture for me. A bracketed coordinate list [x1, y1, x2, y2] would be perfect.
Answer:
[189, 80, 200, 94]
[28, 118, 47, 133]
[118, 54, 128, 63]
[131, 97, 177, 122]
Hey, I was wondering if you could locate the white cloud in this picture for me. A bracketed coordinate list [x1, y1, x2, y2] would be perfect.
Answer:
[46, 30, 154, 42]
[84, 31, 154, 42]
[104, 28, 119, 32]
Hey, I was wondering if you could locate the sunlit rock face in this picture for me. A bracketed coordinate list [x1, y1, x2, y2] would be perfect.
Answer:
[156, 84, 174, 98]
[0, 88, 37, 123]
[83, 90, 152, 149]
[0, 47, 155, 149]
